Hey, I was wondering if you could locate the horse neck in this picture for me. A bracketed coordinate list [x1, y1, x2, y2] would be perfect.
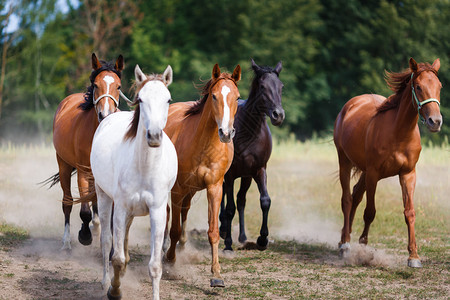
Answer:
[393, 87, 419, 135]
[240, 85, 268, 131]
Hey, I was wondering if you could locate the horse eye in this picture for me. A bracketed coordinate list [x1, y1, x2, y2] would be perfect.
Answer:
[94, 84, 98, 89]
[416, 85, 422, 91]
[212, 95, 217, 101]
[118, 86, 121, 90]
[168, 98, 172, 104]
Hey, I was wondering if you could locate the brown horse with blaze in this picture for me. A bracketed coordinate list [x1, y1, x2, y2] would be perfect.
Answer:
[334, 58, 442, 268]
[164, 63, 241, 287]
[45, 53, 124, 250]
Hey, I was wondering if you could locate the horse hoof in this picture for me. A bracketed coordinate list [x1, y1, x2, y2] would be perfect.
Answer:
[256, 236, 268, 250]
[339, 242, 351, 258]
[210, 278, 225, 288]
[407, 259, 422, 268]
[223, 245, 233, 251]
[238, 234, 247, 244]
[107, 286, 122, 300]
[78, 229, 92, 246]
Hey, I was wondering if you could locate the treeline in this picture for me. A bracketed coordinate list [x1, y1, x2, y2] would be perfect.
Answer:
[0, 0, 448, 143]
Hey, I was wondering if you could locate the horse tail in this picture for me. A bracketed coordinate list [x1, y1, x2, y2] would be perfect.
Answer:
[351, 166, 363, 180]
[38, 168, 77, 189]
[66, 163, 96, 205]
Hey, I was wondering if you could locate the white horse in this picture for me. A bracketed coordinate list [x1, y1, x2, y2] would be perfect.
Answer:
[90, 64, 177, 300]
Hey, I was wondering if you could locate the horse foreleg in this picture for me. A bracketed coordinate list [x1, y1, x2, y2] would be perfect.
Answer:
[207, 183, 225, 287]
[97, 185, 113, 291]
[399, 171, 421, 268]
[149, 195, 168, 300]
[254, 168, 270, 250]
[109, 203, 127, 300]
[57, 155, 74, 250]
[221, 178, 236, 250]
[77, 171, 93, 246]
[359, 170, 378, 245]
[349, 173, 366, 234]
[236, 177, 252, 244]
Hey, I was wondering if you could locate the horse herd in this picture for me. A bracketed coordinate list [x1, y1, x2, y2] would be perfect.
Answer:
[42, 53, 442, 300]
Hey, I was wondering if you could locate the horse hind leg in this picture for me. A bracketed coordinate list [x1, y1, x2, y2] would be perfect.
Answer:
[179, 193, 193, 247]
[349, 171, 366, 235]
[221, 178, 236, 251]
[97, 185, 113, 291]
[236, 176, 252, 244]
[337, 152, 353, 255]
[359, 171, 378, 245]
[57, 155, 74, 250]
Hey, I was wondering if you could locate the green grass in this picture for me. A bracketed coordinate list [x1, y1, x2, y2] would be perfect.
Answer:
[0, 223, 29, 250]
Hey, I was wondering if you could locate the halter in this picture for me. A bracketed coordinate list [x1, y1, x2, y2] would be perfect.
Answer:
[411, 73, 440, 123]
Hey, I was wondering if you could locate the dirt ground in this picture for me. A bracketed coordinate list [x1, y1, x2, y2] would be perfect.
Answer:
[0, 145, 448, 299]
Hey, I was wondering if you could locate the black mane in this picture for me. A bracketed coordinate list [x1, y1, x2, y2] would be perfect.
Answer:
[79, 60, 122, 111]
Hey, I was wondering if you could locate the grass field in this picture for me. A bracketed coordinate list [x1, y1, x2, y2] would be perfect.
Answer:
[0, 139, 448, 299]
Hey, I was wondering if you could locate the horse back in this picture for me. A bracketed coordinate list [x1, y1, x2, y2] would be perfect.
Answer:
[334, 94, 385, 170]
[53, 93, 98, 167]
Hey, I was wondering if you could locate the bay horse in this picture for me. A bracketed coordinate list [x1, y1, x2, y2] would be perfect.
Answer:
[164, 63, 241, 287]
[46, 53, 124, 249]
[334, 58, 442, 267]
[91, 65, 176, 300]
[219, 59, 284, 251]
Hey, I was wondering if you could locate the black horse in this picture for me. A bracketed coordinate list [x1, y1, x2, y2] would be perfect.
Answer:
[219, 59, 284, 251]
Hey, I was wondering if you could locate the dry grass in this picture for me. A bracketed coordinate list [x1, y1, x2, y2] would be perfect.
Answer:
[0, 139, 449, 299]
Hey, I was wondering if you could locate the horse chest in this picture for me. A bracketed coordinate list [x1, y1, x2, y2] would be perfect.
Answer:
[125, 191, 153, 216]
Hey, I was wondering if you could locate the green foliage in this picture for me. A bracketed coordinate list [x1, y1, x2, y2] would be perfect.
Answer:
[0, 0, 448, 143]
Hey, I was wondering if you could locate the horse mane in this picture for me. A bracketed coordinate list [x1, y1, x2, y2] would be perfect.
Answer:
[124, 74, 165, 141]
[185, 73, 237, 117]
[377, 63, 438, 113]
[79, 60, 122, 111]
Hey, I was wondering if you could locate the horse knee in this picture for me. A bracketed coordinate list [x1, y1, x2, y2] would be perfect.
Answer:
[148, 261, 162, 279]
[363, 208, 376, 224]
[260, 195, 271, 211]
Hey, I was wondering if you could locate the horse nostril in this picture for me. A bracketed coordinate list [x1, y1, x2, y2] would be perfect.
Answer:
[428, 118, 435, 126]
[218, 128, 224, 136]
[272, 110, 279, 119]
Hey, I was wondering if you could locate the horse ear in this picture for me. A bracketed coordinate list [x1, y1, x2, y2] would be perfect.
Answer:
[409, 57, 418, 73]
[163, 65, 173, 87]
[115, 55, 124, 72]
[92, 53, 102, 70]
[212, 64, 221, 79]
[251, 58, 260, 72]
[134, 64, 146, 84]
[431, 58, 440, 72]
[232, 64, 241, 82]
[274, 61, 282, 75]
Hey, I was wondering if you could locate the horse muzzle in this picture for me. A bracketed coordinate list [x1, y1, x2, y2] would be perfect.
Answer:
[270, 108, 285, 126]
[425, 114, 442, 133]
[218, 127, 235, 143]
[147, 130, 162, 147]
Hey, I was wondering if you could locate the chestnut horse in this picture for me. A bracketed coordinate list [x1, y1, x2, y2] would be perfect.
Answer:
[46, 53, 124, 249]
[219, 59, 284, 251]
[334, 58, 442, 267]
[164, 63, 241, 287]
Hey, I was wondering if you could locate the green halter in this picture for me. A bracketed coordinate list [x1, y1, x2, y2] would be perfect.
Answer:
[410, 73, 440, 123]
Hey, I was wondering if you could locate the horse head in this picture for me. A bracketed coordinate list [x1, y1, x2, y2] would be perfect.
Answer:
[210, 64, 241, 143]
[91, 53, 124, 122]
[410, 58, 442, 132]
[251, 59, 285, 126]
[134, 64, 173, 147]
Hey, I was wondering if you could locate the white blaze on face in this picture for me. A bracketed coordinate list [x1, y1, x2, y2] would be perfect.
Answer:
[101, 75, 115, 113]
[221, 85, 231, 131]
